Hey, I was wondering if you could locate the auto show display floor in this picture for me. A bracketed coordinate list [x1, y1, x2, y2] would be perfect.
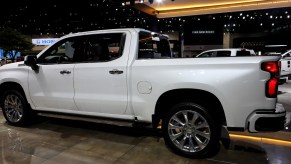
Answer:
[0, 82, 291, 164]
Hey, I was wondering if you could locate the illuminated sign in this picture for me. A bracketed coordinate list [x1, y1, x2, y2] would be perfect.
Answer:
[32, 38, 59, 45]
[192, 30, 215, 34]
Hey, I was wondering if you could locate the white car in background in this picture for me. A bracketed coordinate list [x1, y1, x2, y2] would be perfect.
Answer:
[196, 48, 256, 57]
[263, 50, 291, 84]
[279, 50, 291, 81]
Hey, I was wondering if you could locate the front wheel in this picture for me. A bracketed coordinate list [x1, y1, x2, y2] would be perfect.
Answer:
[1, 90, 32, 126]
[162, 102, 220, 158]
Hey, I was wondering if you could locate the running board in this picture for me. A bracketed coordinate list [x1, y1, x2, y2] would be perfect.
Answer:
[36, 112, 136, 127]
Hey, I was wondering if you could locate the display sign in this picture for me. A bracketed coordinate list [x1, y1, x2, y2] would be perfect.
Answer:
[32, 38, 59, 45]
[184, 23, 223, 45]
[192, 30, 215, 34]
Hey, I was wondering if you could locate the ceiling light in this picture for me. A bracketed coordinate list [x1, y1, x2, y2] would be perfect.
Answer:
[156, 0, 164, 4]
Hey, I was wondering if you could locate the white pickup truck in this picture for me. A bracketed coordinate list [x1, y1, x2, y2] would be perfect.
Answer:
[0, 28, 286, 158]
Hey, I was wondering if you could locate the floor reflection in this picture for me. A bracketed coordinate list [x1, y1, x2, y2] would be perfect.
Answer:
[1, 114, 291, 164]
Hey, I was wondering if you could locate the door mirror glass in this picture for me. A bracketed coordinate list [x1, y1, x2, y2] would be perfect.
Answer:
[24, 55, 39, 71]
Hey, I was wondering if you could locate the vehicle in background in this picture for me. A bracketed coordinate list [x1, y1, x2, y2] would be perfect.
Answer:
[196, 48, 256, 57]
[263, 49, 291, 84]
[15, 56, 24, 62]
[263, 52, 281, 56]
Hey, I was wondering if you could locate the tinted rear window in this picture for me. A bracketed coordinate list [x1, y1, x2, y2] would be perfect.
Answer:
[236, 51, 251, 56]
[216, 51, 231, 57]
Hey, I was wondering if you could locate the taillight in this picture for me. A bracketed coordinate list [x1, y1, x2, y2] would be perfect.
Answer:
[261, 61, 280, 98]
[267, 78, 278, 97]
[262, 62, 279, 73]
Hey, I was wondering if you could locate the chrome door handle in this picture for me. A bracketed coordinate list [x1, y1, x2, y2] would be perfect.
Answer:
[60, 70, 71, 74]
[109, 69, 123, 74]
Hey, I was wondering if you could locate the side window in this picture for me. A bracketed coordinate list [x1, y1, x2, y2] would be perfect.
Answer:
[216, 51, 231, 57]
[236, 50, 251, 56]
[38, 38, 77, 64]
[138, 32, 171, 59]
[38, 33, 126, 64]
[82, 33, 125, 62]
[197, 52, 215, 57]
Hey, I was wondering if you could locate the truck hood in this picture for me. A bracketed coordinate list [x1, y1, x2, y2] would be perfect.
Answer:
[0, 61, 25, 70]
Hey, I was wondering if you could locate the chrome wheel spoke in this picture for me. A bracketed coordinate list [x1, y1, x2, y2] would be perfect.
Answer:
[17, 111, 23, 117]
[194, 136, 203, 147]
[170, 131, 183, 141]
[169, 123, 183, 130]
[15, 111, 22, 120]
[190, 112, 199, 126]
[182, 111, 189, 125]
[6, 105, 15, 109]
[195, 130, 210, 140]
[172, 115, 185, 126]
[12, 112, 19, 121]
[8, 95, 16, 105]
[195, 121, 209, 129]
[8, 109, 15, 116]
[179, 136, 187, 149]
[189, 135, 195, 152]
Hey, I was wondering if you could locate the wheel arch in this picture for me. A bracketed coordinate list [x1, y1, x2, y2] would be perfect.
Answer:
[153, 89, 226, 128]
[0, 82, 27, 105]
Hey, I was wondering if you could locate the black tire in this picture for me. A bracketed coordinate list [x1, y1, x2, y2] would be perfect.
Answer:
[162, 102, 221, 158]
[1, 90, 32, 126]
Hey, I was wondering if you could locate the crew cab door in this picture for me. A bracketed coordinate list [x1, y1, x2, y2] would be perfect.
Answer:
[73, 32, 130, 115]
[28, 38, 78, 111]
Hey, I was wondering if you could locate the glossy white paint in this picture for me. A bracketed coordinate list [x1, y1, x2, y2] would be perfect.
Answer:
[28, 64, 77, 111]
[130, 56, 280, 128]
[0, 28, 283, 132]
[137, 81, 152, 94]
[0, 62, 33, 105]
[73, 30, 132, 115]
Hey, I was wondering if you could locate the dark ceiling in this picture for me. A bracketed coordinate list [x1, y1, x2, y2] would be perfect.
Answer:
[0, 0, 291, 36]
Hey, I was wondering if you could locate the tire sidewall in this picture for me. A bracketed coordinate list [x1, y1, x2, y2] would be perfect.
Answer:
[162, 102, 220, 158]
[1, 90, 30, 126]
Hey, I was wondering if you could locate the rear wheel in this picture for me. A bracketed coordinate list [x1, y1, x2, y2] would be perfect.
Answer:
[1, 90, 31, 126]
[162, 102, 220, 158]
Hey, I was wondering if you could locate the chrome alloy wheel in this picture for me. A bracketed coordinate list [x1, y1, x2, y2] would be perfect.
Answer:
[167, 110, 211, 152]
[4, 94, 24, 123]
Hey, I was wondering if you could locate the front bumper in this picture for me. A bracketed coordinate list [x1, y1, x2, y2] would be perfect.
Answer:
[247, 103, 286, 132]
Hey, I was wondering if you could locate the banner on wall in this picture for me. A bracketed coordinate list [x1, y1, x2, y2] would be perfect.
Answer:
[32, 38, 59, 45]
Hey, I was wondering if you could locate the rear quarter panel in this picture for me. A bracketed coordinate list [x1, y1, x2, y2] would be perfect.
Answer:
[130, 56, 280, 128]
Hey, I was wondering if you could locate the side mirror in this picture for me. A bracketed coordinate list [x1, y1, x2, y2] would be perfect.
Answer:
[24, 55, 39, 71]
